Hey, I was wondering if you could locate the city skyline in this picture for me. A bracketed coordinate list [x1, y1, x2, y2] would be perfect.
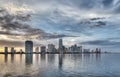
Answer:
[0, 0, 120, 52]
[0, 1, 120, 77]
[1, 39, 102, 53]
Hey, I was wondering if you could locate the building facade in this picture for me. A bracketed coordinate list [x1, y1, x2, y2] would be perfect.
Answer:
[4, 47, 8, 54]
[48, 44, 56, 52]
[25, 40, 33, 53]
[11, 47, 15, 54]
[41, 46, 46, 54]
[59, 38, 64, 53]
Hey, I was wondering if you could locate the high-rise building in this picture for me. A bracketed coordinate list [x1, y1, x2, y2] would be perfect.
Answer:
[11, 47, 15, 54]
[19, 49, 23, 54]
[95, 48, 101, 53]
[4, 47, 8, 54]
[59, 38, 63, 53]
[59, 39, 63, 49]
[25, 40, 33, 53]
[83, 49, 90, 53]
[48, 44, 56, 52]
[77, 46, 82, 52]
[41, 46, 46, 54]
[73, 44, 77, 51]
[68, 45, 82, 53]
[35, 47, 39, 53]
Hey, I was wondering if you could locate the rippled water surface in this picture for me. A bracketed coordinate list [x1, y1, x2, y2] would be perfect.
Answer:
[0, 54, 120, 77]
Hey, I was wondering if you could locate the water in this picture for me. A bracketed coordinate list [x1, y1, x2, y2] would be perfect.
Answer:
[0, 54, 120, 77]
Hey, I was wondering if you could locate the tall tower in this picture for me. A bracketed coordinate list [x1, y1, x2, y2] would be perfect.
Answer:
[59, 38, 63, 53]
[4, 47, 8, 54]
[59, 39, 63, 49]
[11, 47, 15, 54]
[41, 46, 46, 54]
[48, 44, 56, 52]
[25, 40, 33, 53]
[35, 47, 39, 53]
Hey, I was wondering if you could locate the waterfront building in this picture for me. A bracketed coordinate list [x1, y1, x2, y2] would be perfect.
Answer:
[48, 44, 56, 52]
[25, 40, 33, 53]
[35, 47, 40, 53]
[4, 47, 8, 54]
[59, 38, 64, 53]
[41, 46, 46, 54]
[11, 47, 15, 54]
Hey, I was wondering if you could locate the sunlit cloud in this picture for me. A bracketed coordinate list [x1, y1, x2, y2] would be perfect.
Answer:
[3, 3, 32, 14]
[0, 0, 120, 51]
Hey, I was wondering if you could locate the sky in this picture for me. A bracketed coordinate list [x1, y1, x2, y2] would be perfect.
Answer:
[0, 0, 120, 52]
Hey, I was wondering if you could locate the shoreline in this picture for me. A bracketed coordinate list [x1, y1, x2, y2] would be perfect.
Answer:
[0, 52, 114, 54]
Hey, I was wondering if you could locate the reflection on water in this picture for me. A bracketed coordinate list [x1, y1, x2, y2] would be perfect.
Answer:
[48, 54, 55, 63]
[4, 54, 8, 63]
[41, 54, 46, 61]
[0, 54, 120, 77]
[11, 54, 14, 63]
[59, 54, 63, 70]
[20, 54, 22, 62]
[26, 54, 33, 64]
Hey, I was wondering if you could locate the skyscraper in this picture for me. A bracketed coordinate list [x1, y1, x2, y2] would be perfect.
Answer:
[59, 38, 63, 53]
[4, 47, 8, 54]
[59, 39, 63, 49]
[19, 49, 23, 54]
[77, 46, 82, 52]
[35, 47, 39, 53]
[25, 40, 33, 53]
[11, 47, 15, 54]
[48, 44, 56, 52]
[41, 46, 46, 54]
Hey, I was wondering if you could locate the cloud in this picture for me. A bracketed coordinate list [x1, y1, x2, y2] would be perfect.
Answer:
[102, 0, 113, 7]
[0, 8, 69, 41]
[81, 40, 120, 46]
[0, 39, 24, 47]
[0, 0, 120, 52]
[0, 39, 44, 47]
[32, 7, 108, 37]
[1, 0, 120, 14]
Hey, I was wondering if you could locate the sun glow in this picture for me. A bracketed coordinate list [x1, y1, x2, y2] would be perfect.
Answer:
[88, 13, 98, 18]
[4, 3, 31, 14]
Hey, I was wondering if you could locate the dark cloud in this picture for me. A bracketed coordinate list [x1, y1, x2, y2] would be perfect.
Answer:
[59, 0, 95, 9]
[102, 0, 113, 7]
[0, 9, 30, 22]
[90, 17, 106, 21]
[0, 8, 69, 40]
[2, 0, 120, 14]
[37, 34, 75, 39]
[59, 0, 120, 14]
[81, 40, 120, 46]
[0, 0, 119, 52]
[38, 8, 107, 36]
[83, 17, 107, 28]
[91, 21, 106, 28]
[114, 5, 120, 13]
